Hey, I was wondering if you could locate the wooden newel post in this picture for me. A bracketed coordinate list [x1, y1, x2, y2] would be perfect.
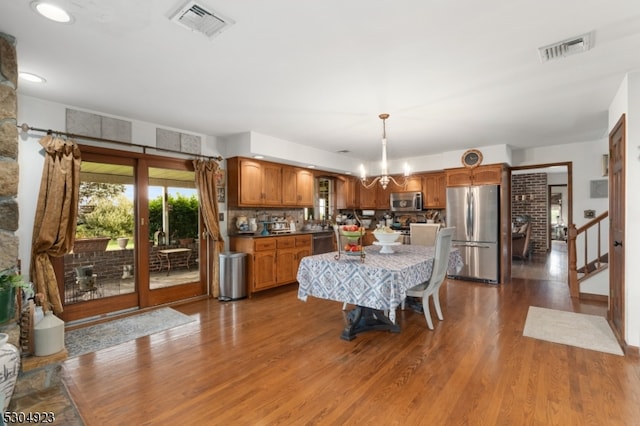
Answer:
[567, 224, 578, 298]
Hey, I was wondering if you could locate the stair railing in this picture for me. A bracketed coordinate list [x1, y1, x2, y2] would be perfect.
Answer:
[568, 211, 609, 298]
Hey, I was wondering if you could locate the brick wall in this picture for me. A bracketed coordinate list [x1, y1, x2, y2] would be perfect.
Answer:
[512, 173, 548, 254]
[62, 243, 197, 288]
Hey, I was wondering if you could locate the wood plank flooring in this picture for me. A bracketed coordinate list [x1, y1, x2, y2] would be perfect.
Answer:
[62, 244, 640, 425]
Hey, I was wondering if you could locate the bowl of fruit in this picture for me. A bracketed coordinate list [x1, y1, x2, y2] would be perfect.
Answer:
[343, 241, 363, 255]
[372, 226, 402, 244]
[339, 224, 365, 239]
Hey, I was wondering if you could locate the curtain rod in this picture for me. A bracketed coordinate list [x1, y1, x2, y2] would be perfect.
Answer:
[17, 123, 223, 162]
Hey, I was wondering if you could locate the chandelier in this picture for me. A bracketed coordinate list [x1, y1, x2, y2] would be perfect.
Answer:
[359, 113, 410, 190]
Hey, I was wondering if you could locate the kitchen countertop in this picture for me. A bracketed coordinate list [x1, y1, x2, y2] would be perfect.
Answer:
[229, 230, 335, 238]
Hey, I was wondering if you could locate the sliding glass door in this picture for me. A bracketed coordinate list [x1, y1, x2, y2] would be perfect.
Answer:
[59, 148, 207, 322]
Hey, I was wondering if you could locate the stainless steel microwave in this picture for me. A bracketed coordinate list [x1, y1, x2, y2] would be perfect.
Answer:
[390, 192, 423, 212]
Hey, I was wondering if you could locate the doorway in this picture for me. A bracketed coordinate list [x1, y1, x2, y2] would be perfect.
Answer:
[510, 163, 572, 283]
[59, 147, 207, 322]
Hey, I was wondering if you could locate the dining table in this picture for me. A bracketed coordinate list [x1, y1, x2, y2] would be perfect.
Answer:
[297, 244, 464, 340]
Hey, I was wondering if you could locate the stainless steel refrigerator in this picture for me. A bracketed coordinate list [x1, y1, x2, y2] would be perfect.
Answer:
[446, 185, 500, 283]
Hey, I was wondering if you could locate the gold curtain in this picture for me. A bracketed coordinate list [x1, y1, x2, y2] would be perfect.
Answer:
[30, 135, 81, 314]
[193, 159, 225, 298]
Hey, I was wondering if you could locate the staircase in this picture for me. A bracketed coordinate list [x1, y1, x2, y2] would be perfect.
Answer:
[568, 211, 609, 298]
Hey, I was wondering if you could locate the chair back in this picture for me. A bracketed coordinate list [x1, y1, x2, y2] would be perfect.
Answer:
[426, 227, 455, 288]
[410, 223, 441, 246]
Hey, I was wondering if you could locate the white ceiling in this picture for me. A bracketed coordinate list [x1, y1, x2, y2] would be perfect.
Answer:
[2, 1, 640, 163]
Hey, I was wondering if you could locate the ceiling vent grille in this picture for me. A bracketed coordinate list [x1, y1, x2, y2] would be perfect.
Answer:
[169, 1, 235, 39]
[538, 32, 593, 62]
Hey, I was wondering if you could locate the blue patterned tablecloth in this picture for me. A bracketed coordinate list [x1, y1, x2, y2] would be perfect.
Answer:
[297, 244, 463, 323]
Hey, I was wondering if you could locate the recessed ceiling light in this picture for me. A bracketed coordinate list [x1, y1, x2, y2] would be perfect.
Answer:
[19, 72, 46, 83]
[307, 165, 316, 169]
[253, 155, 264, 159]
[30, 2, 74, 23]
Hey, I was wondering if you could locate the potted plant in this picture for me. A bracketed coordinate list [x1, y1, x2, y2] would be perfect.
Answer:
[0, 267, 29, 325]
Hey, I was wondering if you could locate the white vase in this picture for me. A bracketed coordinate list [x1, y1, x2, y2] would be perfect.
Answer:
[0, 333, 20, 411]
[34, 311, 65, 356]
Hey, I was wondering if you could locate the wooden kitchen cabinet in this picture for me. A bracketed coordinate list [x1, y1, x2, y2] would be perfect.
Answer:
[359, 184, 377, 209]
[282, 167, 315, 207]
[404, 175, 423, 192]
[230, 234, 312, 296]
[422, 172, 446, 208]
[445, 164, 504, 187]
[242, 237, 278, 292]
[336, 176, 359, 209]
[227, 157, 283, 207]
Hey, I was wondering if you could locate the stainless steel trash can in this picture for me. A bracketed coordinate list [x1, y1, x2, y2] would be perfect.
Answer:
[219, 252, 247, 301]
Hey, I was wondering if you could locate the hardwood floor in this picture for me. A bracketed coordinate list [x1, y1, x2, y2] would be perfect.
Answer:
[62, 247, 640, 425]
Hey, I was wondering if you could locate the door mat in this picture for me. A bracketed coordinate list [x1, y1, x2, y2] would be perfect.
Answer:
[523, 306, 623, 356]
[65, 307, 195, 358]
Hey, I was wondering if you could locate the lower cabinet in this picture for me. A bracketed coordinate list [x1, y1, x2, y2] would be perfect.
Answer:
[230, 234, 312, 296]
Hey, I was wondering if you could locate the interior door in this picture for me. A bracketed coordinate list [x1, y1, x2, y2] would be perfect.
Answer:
[609, 114, 625, 342]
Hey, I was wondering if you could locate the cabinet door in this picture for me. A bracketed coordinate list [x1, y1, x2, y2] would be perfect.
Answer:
[281, 167, 298, 206]
[404, 175, 423, 192]
[445, 168, 473, 187]
[296, 169, 315, 206]
[472, 165, 503, 185]
[276, 248, 298, 284]
[254, 251, 277, 290]
[376, 184, 393, 209]
[347, 177, 358, 208]
[359, 184, 377, 209]
[262, 163, 282, 205]
[336, 176, 358, 209]
[239, 159, 264, 205]
[423, 173, 446, 208]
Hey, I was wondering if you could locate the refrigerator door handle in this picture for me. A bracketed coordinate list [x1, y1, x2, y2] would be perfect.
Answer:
[469, 190, 475, 238]
[465, 189, 472, 240]
[453, 243, 493, 249]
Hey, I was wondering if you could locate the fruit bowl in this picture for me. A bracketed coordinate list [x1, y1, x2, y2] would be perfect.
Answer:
[341, 230, 364, 238]
[373, 231, 401, 244]
[339, 225, 364, 239]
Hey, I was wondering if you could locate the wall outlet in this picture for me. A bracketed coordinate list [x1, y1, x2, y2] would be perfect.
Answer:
[219, 213, 224, 222]
[584, 209, 595, 219]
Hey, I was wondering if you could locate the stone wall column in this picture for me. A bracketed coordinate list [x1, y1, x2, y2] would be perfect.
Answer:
[0, 32, 20, 270]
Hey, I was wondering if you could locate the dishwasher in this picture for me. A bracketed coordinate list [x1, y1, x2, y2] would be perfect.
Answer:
[312, 232, 335, 255]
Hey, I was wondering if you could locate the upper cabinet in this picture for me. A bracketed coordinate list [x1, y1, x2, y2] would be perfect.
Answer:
[336, 176, 359, 210]
[227, 157, 283, 207]
[445, 164, 505, 187]
[282, 166, 314, 207]
[422, 172, 446, 209]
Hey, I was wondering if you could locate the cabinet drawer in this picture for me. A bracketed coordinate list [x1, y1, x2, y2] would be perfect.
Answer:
[276, 236, 295, 248]
[254, 238, 277, 251]
[295, 234, 312, 246]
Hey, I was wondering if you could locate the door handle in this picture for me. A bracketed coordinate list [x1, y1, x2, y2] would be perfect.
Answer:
[614, 240, 623, 247]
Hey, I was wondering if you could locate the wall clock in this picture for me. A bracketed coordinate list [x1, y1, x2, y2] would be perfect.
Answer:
[462, 149, 483, 168]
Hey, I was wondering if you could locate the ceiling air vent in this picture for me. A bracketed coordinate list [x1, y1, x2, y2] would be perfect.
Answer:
[538, 32, 593, 62]
[169, 1, 235, 39]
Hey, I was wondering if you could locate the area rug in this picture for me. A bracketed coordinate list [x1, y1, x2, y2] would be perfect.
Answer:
[65, 307, 195, 358]
[523, 306, 623, 356]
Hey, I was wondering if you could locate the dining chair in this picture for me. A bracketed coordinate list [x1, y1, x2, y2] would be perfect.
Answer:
[409, 223, 441, 246]
[403, 227, 455, 330]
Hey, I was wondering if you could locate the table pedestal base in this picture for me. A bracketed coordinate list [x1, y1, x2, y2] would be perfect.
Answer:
[341, 306, 400, 341]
